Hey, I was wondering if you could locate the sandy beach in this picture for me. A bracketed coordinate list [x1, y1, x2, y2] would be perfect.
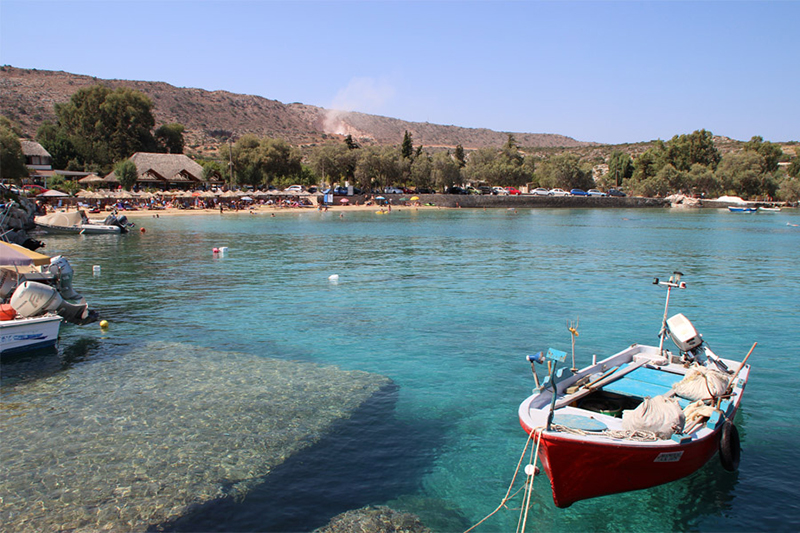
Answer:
[119, 203, 443, 218]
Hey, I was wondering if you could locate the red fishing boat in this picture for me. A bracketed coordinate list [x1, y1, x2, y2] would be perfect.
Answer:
[518, 273, 752, 508]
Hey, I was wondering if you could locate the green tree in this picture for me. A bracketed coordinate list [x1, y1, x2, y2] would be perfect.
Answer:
[410, 152, 433, 189]
[788, 152, 800, 178]
[155, 123, 185, 154]
[114, 159, 138, 190]
[665, 129, 720, 171]
[630, 141, 667, 181]
[715, 151, 769, 198]
[430, 151, 461, 191]
[0, 116, 28, 180]
[44, 85, 157, 173]
[743, 135, 782, 173]
[607, 151, 633, 188]
[401, 130, 414, 159]
[354, 146, 401, 191]
[222, 135, 302, 187]
[686, 163, 720, 197]
[36, 122, 78, 170]
[200, 160, 226, 182]
[777, 176, 800, 202]
[536, 154, 593, 190]
[454, 144, 466, 168]
[309, 142, 357, 185]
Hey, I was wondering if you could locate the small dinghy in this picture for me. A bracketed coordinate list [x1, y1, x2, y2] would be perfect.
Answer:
[518, 272, 752, 507]
[728, 206, 757, 213]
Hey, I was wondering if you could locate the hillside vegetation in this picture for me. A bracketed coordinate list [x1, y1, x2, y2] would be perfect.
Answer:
[0, 66, 587, 153]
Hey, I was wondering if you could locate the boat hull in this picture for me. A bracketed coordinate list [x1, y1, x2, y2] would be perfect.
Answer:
[0, 315, 62, 354]
[520, 418, 725, 508]
[36, 222, 121, 234]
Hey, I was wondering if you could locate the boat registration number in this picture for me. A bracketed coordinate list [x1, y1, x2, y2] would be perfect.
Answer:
[654, 451, 684, 463]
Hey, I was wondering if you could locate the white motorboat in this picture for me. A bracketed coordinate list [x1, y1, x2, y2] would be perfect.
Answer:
[0, 313, 62, 354]
[34, 210, 131, 234]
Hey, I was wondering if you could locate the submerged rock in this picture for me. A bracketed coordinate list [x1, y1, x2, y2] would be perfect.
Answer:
[315, 505, 432, 533]
[0, 342, 391, 532]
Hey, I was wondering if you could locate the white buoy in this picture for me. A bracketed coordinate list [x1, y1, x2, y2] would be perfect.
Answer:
[219, 246, 228, 255]
[92, 265, 101, 275]
[328, 274, 339, 282]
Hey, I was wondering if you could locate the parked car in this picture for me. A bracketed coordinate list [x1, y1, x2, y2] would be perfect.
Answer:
[384, 187, 404, 194]
[587, 189, 607, 197]
[607, 188, 627, 197]
[416, 188, 435, 194]
[550, 188, 569, 196]
[446, 186, 467, 195]
[284, 185, 305, 193]
[466, 186, 482, 195]
[493, 186, 509, 195]
[570, 189, 589, 196]
[531, 187, 552, 196]
[505, 187, 522, 195]
[478, 186, 494, 195]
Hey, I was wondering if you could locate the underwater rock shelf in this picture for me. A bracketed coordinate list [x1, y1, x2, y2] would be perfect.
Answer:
[0, 342, 391, 532]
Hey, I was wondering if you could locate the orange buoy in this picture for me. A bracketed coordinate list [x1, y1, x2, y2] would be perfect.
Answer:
[140, 227, 146, 233]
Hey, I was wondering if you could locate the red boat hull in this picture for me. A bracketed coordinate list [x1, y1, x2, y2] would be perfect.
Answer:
[520, 420, 724, 508]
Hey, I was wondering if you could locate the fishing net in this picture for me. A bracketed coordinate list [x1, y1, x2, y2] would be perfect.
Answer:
[672, 364, 729, 401]
[622, 395, 685, 439]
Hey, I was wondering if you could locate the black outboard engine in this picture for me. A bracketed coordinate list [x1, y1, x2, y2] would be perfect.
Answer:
[103, 213, 134, 233]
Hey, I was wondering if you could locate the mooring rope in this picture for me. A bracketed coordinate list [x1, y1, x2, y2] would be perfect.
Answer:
[464, 427, 544, 533]
[465, 427, 544, 533]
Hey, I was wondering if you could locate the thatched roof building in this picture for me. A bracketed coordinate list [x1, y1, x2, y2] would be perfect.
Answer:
[20, 140, 52, 170]
[105, 153, 207, 189]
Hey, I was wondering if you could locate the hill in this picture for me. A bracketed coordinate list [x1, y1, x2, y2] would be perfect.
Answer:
[0, 66, 590, 155]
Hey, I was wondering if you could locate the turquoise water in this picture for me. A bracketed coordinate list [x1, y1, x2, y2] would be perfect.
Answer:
[17, 208, 800, 531]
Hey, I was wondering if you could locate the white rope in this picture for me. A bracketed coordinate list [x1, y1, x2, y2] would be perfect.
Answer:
[517, 428, 544, 533]
[550, 424, 660, 442]
[465, 427, 543, 533]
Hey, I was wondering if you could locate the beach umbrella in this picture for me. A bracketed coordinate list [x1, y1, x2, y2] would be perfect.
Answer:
[78, 174, 104, 185]
[241, 196, 253, 202]
[399, 197, 408, 202]
[375, 196, 385, 200]
[40, 189, 69, 197]
[339, 198, 349, 203]
[410, 196, 420, 201]
[0, 241, 51, 267]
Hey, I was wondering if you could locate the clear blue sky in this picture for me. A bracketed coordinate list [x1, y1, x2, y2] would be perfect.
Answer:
[1, 0, 797, 144]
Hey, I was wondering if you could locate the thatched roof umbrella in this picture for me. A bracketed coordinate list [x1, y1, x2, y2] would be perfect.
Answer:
[78, 174, 105, 186]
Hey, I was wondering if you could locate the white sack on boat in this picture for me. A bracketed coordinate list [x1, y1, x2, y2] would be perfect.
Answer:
[622, 395, 685, 439]
[672, 364, 729, 401]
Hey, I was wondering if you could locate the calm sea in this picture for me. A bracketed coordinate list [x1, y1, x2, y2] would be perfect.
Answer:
[7, 207, 800, 531]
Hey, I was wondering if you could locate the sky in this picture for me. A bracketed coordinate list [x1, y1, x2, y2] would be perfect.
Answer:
[1, 0, 797, 145]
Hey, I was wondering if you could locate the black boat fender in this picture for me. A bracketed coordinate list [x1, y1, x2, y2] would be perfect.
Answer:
[719, 419, 741, 472]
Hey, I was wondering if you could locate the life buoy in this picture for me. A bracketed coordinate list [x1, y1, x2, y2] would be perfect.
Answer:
[719, 419, 741, 472]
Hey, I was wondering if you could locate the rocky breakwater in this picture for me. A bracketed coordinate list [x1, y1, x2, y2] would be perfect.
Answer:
[0, 185, 39, 247]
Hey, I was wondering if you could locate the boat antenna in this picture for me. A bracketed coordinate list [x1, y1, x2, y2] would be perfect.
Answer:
[568, 317, 579, 372]
[654, 271, 687, 356]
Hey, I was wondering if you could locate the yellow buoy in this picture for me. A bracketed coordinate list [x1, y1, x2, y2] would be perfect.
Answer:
[100, 320, 109, 329]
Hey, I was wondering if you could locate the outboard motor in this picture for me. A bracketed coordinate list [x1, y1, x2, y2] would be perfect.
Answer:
[103, 214, 133, 233]
[10, 281, 94, 325]
[667, 313, 730, 372]
[0, 268, 17, 299]
[47, 255, 82, 300]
